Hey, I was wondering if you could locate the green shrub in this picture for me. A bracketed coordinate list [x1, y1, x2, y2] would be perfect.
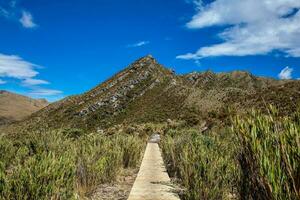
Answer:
[161, 128, 239, 200]
[161, 106, 300, 200]
[233, 106, 300, 200]
[4, 152, 75, 200]
[0, 130, 146, 199]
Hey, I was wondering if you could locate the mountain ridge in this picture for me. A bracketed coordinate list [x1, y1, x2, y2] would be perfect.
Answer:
[3, 55, 300, 132]
[0, 90, 49, 125]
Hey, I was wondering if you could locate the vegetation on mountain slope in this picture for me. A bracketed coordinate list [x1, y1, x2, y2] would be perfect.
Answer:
[2, 56, 300, 134]
[161, 107, 300, 200]
[0, 56, 299, 200]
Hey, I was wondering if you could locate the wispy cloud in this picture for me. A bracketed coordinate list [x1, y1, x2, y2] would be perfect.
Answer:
[278, 66, 293, 80]
[0, 79, 6, 84]
[185, 0, 203, 9]
[28, 89, 63, 96]
[0, 1, 38, 28]
[0, 7, 10, 18]
[0, 53, 39, 79]
[178, 0, 300, 59]
[127, 41, 150, 48]
[22, 78, 49, 86]
[0, 53, 63, 98]
[19, 11, 37, 28]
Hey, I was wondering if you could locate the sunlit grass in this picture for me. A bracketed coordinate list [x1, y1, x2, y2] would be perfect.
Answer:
[161, 128, 239, 200]
[161, 106, 300, 200]
[0, 129, 146, 200]
[233, 106, 300, 199]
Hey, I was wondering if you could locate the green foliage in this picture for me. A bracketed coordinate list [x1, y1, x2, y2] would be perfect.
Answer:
[161, 106, 300, 200]
[232, 106, 300, 200]
[2, 152, 76, 200]
[0, 130, 145, 199]
[75, 134, 145, 194]
[63, 128, 85, 139]
[161, 128, 239, 200]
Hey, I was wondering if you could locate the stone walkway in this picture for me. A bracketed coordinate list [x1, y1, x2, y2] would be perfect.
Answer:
[127, 136, 180, 200]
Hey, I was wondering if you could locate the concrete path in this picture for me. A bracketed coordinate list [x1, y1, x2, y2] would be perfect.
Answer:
[127, 135, 180, 200]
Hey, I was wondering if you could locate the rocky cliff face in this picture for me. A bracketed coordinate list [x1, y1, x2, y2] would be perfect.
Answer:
[7, 55, 300, 131]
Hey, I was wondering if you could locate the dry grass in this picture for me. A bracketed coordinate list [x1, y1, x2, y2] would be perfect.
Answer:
[0, 90, 48, 125]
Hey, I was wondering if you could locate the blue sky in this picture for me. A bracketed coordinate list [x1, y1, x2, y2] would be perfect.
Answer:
[0, 0, 299, 101]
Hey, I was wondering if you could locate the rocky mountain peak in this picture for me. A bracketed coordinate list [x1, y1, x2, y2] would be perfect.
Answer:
[129, 55, 159, 71]
[10, 55, 299, 132]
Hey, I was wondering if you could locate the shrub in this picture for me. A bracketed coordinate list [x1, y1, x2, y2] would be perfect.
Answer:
[232, 107, 300, 200]
[0, 130, 146, 199]
[1, 152, 76, 200]
[161, 128, 239, 200]
[161, 106, 300, 200]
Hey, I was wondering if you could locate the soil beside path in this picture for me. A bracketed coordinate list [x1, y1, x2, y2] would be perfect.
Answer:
[90, 168, 139, 200]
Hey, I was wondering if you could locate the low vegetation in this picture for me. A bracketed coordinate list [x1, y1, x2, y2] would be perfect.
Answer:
[0, 129, 146, 200]
[161, 106, 300, 200]
[161, 128, 239, 200]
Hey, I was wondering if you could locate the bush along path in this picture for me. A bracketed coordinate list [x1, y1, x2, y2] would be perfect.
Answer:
[127, 134, 180, 200]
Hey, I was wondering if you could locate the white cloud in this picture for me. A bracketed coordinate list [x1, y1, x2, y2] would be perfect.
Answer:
[178, 0, 300, 59]
[19, 11, 37, 28]
[0, 53, 39, 79]
[0, 79, 6, 84]
[29, 89, 63, 96]
[278, 66, 293, 80]
[0, 53, 63, 99]
[127, 41, 150, 48]
[1, 1, 38, 28]
[22, 78, 49, 86]
[194, 60, 201, 67]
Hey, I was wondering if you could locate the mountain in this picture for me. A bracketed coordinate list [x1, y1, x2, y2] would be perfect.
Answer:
[4, 55, 300, 132]
[0, 90, 49, 125]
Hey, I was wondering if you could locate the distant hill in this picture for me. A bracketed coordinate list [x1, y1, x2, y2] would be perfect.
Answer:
[3, 55, 300, 132]
[0, 90, 49, 125]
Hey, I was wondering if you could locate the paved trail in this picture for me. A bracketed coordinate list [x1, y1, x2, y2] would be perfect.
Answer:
[127, 135, 180, 200]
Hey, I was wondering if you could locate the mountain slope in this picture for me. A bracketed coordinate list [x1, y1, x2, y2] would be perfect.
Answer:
[0, 90, 49, 125]
[5, 55, 300, 132]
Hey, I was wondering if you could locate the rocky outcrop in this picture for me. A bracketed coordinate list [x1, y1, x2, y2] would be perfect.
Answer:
[77, 55, 165, 117]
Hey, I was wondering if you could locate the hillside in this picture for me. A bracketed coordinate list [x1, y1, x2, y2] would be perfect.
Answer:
[0, 90, 49, 125]
[1, 56, 299, 200]
[5, 55, 300, 132]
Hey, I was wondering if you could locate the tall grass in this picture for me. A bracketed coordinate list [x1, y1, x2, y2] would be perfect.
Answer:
[161, 107, 299, 200]
[233, 106, 300, 200]
[161, 128, 239, 200]
[0, 129, 146, 200]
